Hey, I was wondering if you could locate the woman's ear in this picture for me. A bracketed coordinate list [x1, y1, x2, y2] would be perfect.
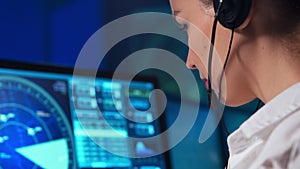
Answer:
[236, 0, 254, 30]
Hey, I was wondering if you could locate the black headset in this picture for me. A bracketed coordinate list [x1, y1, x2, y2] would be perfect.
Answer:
[213, 0, 252, 29]
[206, 1, 261, 166]
[206, 0, 253, 137]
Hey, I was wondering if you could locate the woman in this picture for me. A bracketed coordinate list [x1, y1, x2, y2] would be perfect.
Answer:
[169, 0, 300, 168]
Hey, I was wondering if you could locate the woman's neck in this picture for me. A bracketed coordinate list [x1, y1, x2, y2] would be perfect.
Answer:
[251, 37, 300, 103]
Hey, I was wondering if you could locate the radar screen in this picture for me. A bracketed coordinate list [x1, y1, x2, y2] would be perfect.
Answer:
[0, 70, 75, 169]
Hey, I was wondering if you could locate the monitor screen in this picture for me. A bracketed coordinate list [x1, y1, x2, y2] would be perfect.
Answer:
[0, 60, 170, 169]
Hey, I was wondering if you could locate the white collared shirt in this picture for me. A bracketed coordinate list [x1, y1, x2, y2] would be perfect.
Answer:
[227, 82, 300, 169]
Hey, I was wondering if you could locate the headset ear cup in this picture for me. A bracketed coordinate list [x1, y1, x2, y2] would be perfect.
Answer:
[213, 0, 252, 29]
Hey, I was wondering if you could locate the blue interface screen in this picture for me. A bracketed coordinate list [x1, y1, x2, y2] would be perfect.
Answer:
[0, 67, 168, 169]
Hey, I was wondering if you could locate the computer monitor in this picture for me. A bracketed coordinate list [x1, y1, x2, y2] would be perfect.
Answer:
[0, 60, 171, 169]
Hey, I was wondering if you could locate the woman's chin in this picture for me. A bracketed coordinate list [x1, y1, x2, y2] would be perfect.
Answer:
[224, 97, 255, 107]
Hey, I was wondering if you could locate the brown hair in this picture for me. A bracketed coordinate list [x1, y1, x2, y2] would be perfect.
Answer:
[266, 0, 300, 57]
[199, 0, 300, 56]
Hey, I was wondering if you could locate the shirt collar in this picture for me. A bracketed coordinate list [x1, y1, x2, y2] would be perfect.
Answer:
[240, 82, 300, 138]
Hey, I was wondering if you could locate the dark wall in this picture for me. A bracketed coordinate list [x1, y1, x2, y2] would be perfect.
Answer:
[0, 0, 173, 67]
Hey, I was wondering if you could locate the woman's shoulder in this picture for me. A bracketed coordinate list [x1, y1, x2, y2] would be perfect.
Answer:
[271, 109, 300, 144]
[252, 110, 300, 169]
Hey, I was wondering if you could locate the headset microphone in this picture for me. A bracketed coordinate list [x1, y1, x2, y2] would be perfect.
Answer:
[206, 0, 262, 167]
[207, 0, 252, 136]
[207, 0, 231, 137]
